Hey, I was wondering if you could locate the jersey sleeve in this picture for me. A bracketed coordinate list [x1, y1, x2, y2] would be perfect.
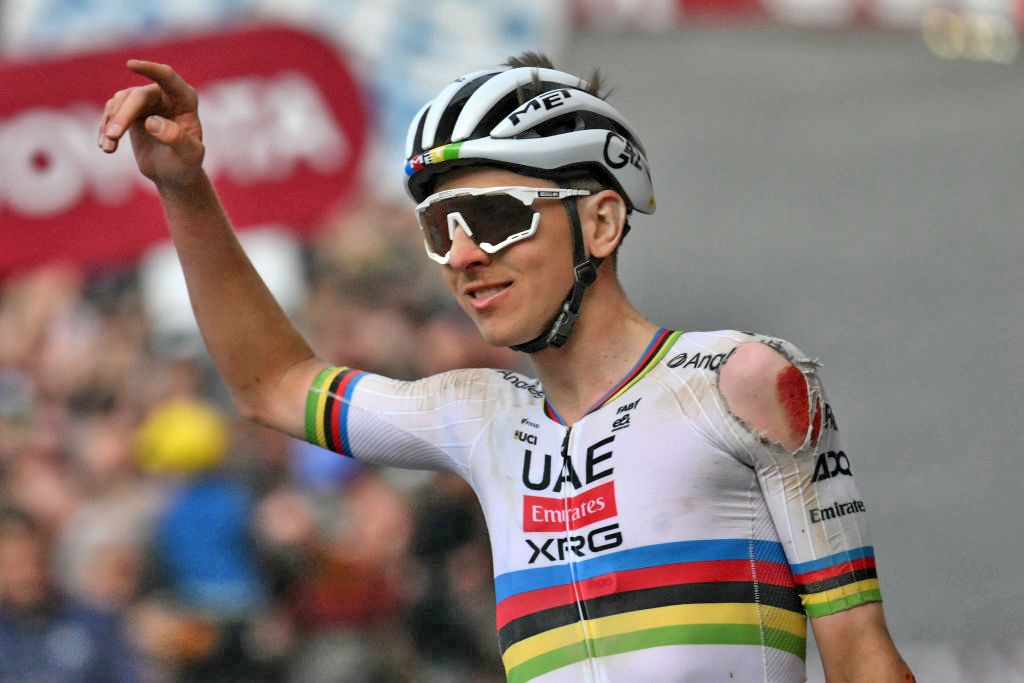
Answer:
[712, 336, 882, 619]
[303, 366, 499, 481]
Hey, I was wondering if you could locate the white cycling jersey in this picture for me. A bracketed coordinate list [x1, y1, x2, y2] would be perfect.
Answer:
[305, 329, 881, 683]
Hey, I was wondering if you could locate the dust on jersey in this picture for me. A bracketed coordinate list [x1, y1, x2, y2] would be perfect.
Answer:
[305, 329, 881, 682]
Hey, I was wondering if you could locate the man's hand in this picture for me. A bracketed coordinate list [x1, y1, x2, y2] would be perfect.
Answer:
[98, 60, 205, 189]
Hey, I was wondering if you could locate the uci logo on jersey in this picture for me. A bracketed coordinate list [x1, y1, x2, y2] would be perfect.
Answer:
[811, 450, 852, 483]
[514, 430, 538, 445]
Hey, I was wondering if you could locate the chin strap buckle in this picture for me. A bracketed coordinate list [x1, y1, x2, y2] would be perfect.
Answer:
[544, 299, 579, 349]
[573, 260, 598, 287]
[510, 197, 602, 354]
[542, 256, 601, 349]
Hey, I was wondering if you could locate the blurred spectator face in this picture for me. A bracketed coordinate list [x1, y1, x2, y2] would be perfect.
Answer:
[414, 316, 521, 376]
[74, 412, 137, 488]
[334, 472, 412, 569]
[5, 454, 80, 533]
[255, 486, 318, 549]
[0, 265, 83, 371]
[309, 298, 418, 375]
[0, 516, 50, 612]
[79, 542, 141, 612]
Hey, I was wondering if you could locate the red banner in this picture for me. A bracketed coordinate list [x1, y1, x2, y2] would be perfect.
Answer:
[571, 0, 1023, 31]
[0, 26, 366, 275]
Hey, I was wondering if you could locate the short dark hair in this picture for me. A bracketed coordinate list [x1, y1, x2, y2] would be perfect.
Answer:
[503, 51, 608, 102]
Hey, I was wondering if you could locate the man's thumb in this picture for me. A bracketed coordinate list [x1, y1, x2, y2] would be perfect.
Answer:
[144, 115, 202, 164]
[145, 115, 167, 136]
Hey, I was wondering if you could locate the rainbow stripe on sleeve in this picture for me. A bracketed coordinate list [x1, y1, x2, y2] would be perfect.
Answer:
[790, 546, 882, 618]
[304, 366, 367, 457]
[494, 538, 807, 683]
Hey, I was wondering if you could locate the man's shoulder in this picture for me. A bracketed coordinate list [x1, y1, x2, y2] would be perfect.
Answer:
[708, 332, 821, 453]
[661, 330, 822, 449]
[402, 367, 544, 404]
[665, 330, 815, 370]
[660, 329, 756, 373]
[666, 329, 817, 395]
[484, 367, 545, 403]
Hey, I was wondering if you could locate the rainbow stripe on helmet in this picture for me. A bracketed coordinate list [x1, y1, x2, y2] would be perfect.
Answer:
[404, 141, 464, 176]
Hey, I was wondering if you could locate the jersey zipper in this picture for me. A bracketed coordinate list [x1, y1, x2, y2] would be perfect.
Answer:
[560, 424, 599, 680]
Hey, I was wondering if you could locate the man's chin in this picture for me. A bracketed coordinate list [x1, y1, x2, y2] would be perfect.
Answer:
[477, 328, 515, 349]
[475, 322, 548, 350]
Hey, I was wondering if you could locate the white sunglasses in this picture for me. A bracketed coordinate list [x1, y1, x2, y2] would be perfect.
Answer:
[414, 186, 591, 264]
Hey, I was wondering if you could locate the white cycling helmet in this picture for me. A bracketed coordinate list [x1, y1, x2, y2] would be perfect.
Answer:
[404, 66, 656, 215]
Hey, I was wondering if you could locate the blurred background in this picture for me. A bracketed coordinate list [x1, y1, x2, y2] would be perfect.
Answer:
[1, 0, 1021, 681]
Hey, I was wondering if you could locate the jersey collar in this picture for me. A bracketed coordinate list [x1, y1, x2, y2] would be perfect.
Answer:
[542, 328, 682, 425]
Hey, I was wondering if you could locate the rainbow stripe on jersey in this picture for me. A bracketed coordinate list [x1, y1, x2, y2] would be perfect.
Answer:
[791, 546, 881, 618]
[305, 366, 367, 457]
[495, 538, 807, 683]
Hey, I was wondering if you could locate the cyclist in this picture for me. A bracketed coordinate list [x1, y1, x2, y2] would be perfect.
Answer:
[99, 52, 913, 682]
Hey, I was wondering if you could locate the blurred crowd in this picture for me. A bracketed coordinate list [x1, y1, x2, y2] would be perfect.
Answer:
[0, 196, 523, 682]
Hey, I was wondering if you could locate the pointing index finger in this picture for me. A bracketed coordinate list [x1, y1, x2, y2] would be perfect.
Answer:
[126, 60, 197, 107]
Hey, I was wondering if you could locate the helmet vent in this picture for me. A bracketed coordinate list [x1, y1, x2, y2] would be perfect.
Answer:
[431, 74, 502, 150]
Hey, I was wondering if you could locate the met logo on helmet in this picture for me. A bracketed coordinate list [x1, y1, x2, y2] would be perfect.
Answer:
[504, 88, 574, 127]
[603, 131, 645, 172]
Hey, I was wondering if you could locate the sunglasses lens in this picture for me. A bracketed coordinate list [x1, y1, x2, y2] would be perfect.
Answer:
[419, 194, 537, 259]
[420, 201, 456, 258]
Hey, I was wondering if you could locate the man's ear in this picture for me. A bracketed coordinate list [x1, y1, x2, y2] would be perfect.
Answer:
[582, 190, 628, 259]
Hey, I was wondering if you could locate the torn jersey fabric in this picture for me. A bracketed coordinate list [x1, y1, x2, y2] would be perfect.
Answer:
[305, 329, 880, 683]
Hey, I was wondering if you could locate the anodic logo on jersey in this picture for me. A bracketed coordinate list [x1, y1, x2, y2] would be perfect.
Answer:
[667, 348, 736, 371]
[497, 370, 544, 399]
[811, 450, 852, 483]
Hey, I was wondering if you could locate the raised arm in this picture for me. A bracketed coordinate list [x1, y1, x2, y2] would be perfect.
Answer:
[98, 60, 326, 438]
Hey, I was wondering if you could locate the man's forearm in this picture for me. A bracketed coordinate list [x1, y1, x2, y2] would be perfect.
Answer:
[814, 603, 914, 683]
[158, 173, 317, 421]
[825, 648, 914, 683]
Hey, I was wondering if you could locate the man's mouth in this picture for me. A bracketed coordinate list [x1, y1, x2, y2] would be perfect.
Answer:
[465, 281, 512, 309]
[469, 285, 509, 300]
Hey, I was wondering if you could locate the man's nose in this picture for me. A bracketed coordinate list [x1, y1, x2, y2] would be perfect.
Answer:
[447, 222, 491, 270]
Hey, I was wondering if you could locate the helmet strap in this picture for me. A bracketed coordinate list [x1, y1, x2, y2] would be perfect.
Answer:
[511, 199, 601, 354]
